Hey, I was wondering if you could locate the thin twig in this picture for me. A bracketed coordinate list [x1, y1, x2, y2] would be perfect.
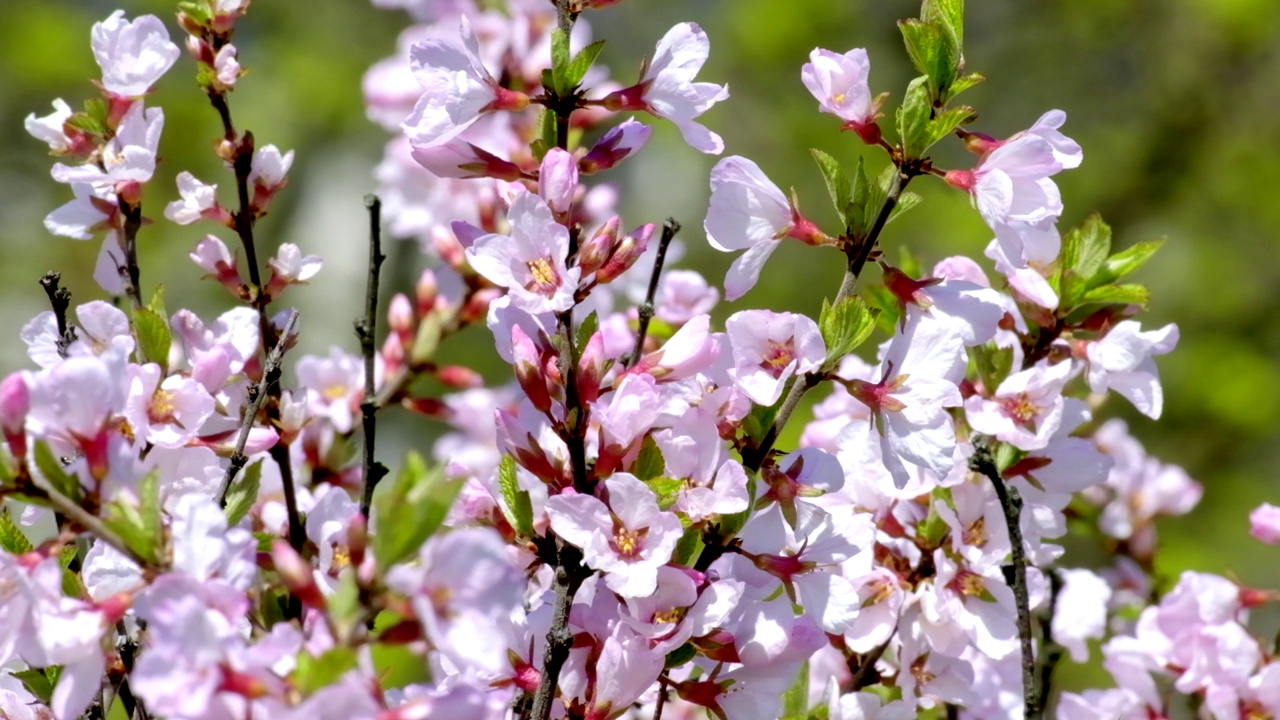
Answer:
[653, 674, 670, 720]
[119, 200, 145, 310]
[528, 544, 589, 720]
[29, 473, 153, 570]
[626, 219, 679, 368]
[216, 310, 299, 505]
[357, 195, 388, 517]
[39, 272, 76, 356]
[849, 636, 892, 690]
[971, 437, 1038, 718]
[1035, 569, 1066, 716]
[742, 169, 912, 473]
[529, 7, 590, 717]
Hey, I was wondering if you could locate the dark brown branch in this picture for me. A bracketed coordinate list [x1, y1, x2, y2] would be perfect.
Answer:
[1035, 569, 1066, 717]
[626, 218, 679, 368]
[528, 543, 589, 720]
[849, 636, 892, 690]
[970, 437, 1038, 718]
[39, 272, 76, 357]
[357, 195, 389, 517]
[216, 310, 299, 506]
[119, 200, 145, 310]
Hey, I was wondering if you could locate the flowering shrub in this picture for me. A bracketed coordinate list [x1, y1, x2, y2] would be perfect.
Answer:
[3, 1, 1275, 719]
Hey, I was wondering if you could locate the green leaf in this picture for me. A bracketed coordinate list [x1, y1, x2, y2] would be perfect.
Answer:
[922, 0, 964, 48]
[1096, 239, 1165, 285]
[647, 477, 683, 510]
[294, 648, 359, 696]
[410, 311, 443, 364]
[33, 440, 80, 502]
[1061, 214, 1113, 282]
[864, 283, 900, 336]
[373, 452, 464, 570]
[973, 341, 1014, 392]
[1078, 283, 1151, 308]
[224, 459, 262, 527]
[673, 524, 704, 566]
[898, 20, 942, 92]
[633, 436, 665, 481]
[819, 295, 876, 369]
[887, 191, 922, 225]
[102, 470, 163, 566]
[13, 667, 56, 704]
[372, 643, 433, 690]
[948, 72, 985, 98]
[550, 29, 572, 96]
[576, 310, 599, 356]
[664, 642, 696, 669]
[896, 76, 934, 160]
[919, 498, 950, 548]
[0, 506, 34, 554]
[564, 40, 606, 92]
[782, 660, 810, 718]
[327, 568, 362, 641]
[128, 286, 171, 372]
[926, 105, 977, 147]
[810, 149, 853, 227]
[742, 402, 778, 448]
[496, 454, 534, 538]
[531, 107, 557, 161]
[178, 1, 213, 24]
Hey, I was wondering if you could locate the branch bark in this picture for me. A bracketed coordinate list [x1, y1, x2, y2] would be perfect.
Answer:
[357, 195, 389, 516]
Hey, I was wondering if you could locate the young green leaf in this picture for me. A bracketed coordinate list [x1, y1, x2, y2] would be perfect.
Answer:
[810, 149, 854, 228]
[781, 660, 810, 718]
[132, 308, 171, 373]
[102, 470, 163, 566]
[633, 436, 666, 481]
[564, 40, 606, 92]
[373, 452, 464, 570]
[1095, 239, 1165, 286]
[1079, 283, 1151, 308]
[497, 454, 535, 538]
[33, 440, 80, 502]
[550, 29, 572, 96]
[293, 648, 359, 696]
[224, 459, 263, 527]
[973, 341, 1014, 392]
[0, 506, 34, 554]
[819, 296, 876, 369]
[896, 76, 934, 159]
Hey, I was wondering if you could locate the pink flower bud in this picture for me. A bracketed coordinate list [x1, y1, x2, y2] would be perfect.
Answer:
[580, 119, 651, 174]
[271, 540, 326, 610]
[388, 294, 414, 340]
[415, 270, 439, 315]
[0, 372, 30, 460]
[595, 224, 654, 284]
[538, 148, 578, 216]
[512, 326, 553, 414]
[577, 216, 620, 276]
[437, 365, 483, 389]
[576, 332, 605, 405]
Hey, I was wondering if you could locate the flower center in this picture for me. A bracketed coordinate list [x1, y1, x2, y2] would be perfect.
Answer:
[962, 517, 987, 548]
[760, 338, 797, 377]
[1000, 393, 1041, 426]
[525, 257, 560, 296]
[612, 527, 644, 558]
[323, 384, 348, 401]
[149, 389, 177, 423]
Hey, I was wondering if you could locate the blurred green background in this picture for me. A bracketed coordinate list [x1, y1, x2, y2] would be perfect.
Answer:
[3, 0, 1279, 694]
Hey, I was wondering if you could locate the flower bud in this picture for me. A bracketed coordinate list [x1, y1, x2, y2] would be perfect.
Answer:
[437, 365, 483, 389]
[595, 223, 654, 284]
[577, 216, 620, 276]
[271, 540, 326, 610]
[0, 372, 30, 460]
[388, 293, 414, 340]
[512, 326, 553, 414]
[538, 148, 578, 216]
[579, 118, 651, 174]
[576, 332, 605, 405]
[415, 270, 438, 316]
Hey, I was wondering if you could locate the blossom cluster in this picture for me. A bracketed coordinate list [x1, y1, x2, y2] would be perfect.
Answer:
[2, 1, 1273, 720]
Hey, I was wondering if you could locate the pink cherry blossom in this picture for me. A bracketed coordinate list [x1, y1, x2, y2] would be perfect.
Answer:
[164, 171, 226, 225]
[1249, 503, 1280, 544]
[91, 11, 181, 98]
[844, 312, 965, 488]
[296, 347, 370, 434]
[52, 102, 164, 187]
[123, 363, 217, 448]
[467, 192, 580, 314]
[1052, 568, 1112, 662]
[402, 17, 528, 148]
[1084, 320, 1178, 419]
[705, 156, 827, 300]
[965, 359, 1073, 451]
[726, 310, 826, 406]
[214, 44, 241, 87]
[546, 473, 682, 597]
[603, 22, 729, 154]
[24, 99, 78, 154]
[43, 183, 117, 241]
[801, 48, 880, 138]
[538, 148, 577, 216]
